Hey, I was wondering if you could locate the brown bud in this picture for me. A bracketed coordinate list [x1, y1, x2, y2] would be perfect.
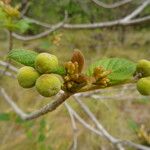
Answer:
[74, 61, 79, 74]
[71, 49, 85, 73]
[70, 74, 79, 81]
[94, 66, 104, 75]
[76, 74, 88, 84]
[64, 75, 71, 81]
[65, 61, 75, 74]
[98, 70, 112, 79]
[100, 78, 110, 86]
[1, 0, 11, 4]
[67, 82, 73, 89]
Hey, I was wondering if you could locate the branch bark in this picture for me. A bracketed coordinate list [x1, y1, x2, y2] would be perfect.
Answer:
[23, 16, 52, 28]
[20, 0, 30, 17]
[0, 72, 150, 150]
[0, 69, 16, 78]
[12, 21, 64, 41]
[120, 140, 150, 150]
[12, 11, 68, 41]
[10, 1, 150, 41]
[65, 102, 150, 150]
[73, 95, 125, 150]
[0, 88, 71, 120]
[64, 102, 104, 136]
[12, 15, 150, 41]
[91, 0, 133, 9]
[63, 15, 150, 29]
[0, 30, 13, 78]
[0, 61, 18, 73]
[122, 0, 150, 22]
[65, 103, 78, 150]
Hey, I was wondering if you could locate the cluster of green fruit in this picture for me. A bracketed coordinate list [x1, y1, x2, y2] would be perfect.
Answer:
[136, 59, 150, 96]
[17, 53, 62, 97]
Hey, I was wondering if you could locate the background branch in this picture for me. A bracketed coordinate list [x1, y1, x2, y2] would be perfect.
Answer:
[20, 0, 30, 17]
[0, 69, 16, 78]
[65, 103, 78, 150]
[65, 102, 150, 150]
[10, 0, 149, 41]
[12, 15, 150, 41]
[12, 21, 64, 41]
[0, 61, 18, 73]
[0, 70, 149, 150]
[0, 88, 71, 120]
[0, 30, 13, 78]
[12, 11, 68, 41]
[73, 95, 125, 150]
[22, 16, 52, 28]
[91, 0, 133, 9]
[122, 0, 150, 22]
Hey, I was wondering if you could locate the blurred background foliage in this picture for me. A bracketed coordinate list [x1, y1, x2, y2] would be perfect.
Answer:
[0, 0, 150, 150]
[11, 0, 150, 34]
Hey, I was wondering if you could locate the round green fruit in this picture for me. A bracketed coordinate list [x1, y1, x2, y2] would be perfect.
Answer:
[136, 77, 150, 96]
[35, 74, 61, 97]
[136, 59, 150, 77]
[17, 66, 40, 88]
[35, 53, 58, 74]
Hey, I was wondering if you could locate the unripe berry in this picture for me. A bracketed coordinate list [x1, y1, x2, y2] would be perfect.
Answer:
[17, 66, 40, 88]
[137, 77, 150, 96]
[35, 53, 58, 74]
[136, 59, 150, 77]
[35, 74, 61, 97]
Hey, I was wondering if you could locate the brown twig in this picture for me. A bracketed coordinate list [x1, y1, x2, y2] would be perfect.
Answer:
[0, 88, 71, 120]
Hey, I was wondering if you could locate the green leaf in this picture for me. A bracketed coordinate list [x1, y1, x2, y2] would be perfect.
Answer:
[0, 8, 9, 28]
[128, 119, 139, 132]
[134, 97, 150, 104]
[4, 19, 17, 31]
[38, 133, 46, 142]
[26, 130, 33, 139]
[8, 49, 38, 67]
[39, 119, 46, 132]
[0, 8, 7, 20]
[15, 116, 25, 124]
[0, 113, 10, 121]
[15, 19, 31, 33]
[52, 66, 66, 75]
[39, 144, 47, 150]
[87, 58, 136, 85]
[24, 121, 34, 128]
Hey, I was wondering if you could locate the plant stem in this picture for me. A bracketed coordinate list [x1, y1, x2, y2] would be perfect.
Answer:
[0, 30, 13, 78]
[8, 30, 13, 52]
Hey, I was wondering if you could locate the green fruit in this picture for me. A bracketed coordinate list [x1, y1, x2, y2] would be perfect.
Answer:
[17, 66, 40, 88]
[35, 53, 58, 74]
[136, 59, 150, 77]
[35, 74, 61, 97]
[137, 77, 150, 96]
